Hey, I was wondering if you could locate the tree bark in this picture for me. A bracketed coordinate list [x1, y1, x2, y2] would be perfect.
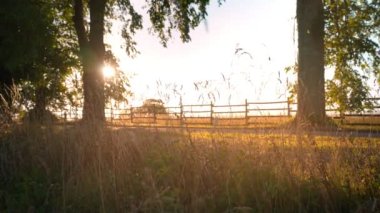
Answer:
[73, 0, 106, 124]
[296, 0, 326, 127]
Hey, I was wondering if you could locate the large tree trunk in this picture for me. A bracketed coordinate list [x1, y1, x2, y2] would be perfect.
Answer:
[296, 0, 326, 128]
[73, 0, 106, 124]
[83, 0, 106, 123]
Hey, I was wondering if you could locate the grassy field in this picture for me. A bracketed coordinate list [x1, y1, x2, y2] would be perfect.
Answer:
[1, 124, 380, 212]
[108, 114, 380, 131]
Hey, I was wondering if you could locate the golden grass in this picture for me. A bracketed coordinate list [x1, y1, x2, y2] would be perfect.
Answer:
[110, 115, 380, 132]
[1, 124, 380, 212]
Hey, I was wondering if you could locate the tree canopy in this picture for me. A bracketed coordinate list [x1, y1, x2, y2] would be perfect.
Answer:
[325, 0, 380, 114]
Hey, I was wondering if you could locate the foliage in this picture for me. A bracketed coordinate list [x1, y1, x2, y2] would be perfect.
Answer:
[324, 0, 380, 113]
[136, 98, 167, 114]
[62, 50, 132, 110]
[284, 64, 298, 104]
[326, 69, 373, 114]
[104, 50, 132, 106]
[0, 0, 53, 74]
[144, 0, 225, 47]
[0, 0, 79, 116]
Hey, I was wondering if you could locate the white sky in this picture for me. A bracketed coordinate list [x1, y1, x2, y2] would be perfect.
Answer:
[107, 0, 298, 106]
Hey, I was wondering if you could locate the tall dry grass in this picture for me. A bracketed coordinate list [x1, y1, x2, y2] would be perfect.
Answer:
[1, 122, 379, 212]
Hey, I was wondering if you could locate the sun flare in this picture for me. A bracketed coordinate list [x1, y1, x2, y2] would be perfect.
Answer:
[102, 65, 115, 78]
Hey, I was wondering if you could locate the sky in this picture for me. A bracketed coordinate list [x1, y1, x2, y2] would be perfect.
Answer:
[106, 0, 298, 106]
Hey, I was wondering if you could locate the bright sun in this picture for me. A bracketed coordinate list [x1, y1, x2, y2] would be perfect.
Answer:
[102, 65, 115, 78]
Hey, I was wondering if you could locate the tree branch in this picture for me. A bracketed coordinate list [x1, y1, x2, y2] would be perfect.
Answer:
[72, 0, 88, 49]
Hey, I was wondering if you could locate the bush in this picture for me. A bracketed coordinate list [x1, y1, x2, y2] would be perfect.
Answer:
[22, 109, 58, 124]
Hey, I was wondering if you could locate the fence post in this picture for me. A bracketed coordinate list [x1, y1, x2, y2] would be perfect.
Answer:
[153, 105, 157, 124]
[69, 107, 72, 121]
[287, 98, 291, 117]
[340, 111, 345, 125]
[130, 107, 133, 124]
[180, 101, 184, 127]
[74, 107, 78, 121]
[245, 99, 249, 126]
[210, 102, 214, 125]
[110, 106, 113, 123]
[70, 107, 73, 120]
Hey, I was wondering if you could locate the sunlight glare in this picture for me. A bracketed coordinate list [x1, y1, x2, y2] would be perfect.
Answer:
[102, 65, 115, 78]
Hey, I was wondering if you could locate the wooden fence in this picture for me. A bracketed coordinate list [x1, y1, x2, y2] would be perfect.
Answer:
[108, 100, 292, 127]
[57, 98, 380, 127]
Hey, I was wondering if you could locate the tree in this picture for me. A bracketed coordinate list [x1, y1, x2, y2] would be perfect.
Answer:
[136, 99, 167, 114]
[71, 0, 223, 124]
[324, 0, 380, 115]
[295, 0, 380, 127]
[0, 0, 78, 122]
[296, 0, 326, 127]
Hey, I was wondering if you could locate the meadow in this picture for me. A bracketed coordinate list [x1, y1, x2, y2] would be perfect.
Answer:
[1, 123, 379, 212]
